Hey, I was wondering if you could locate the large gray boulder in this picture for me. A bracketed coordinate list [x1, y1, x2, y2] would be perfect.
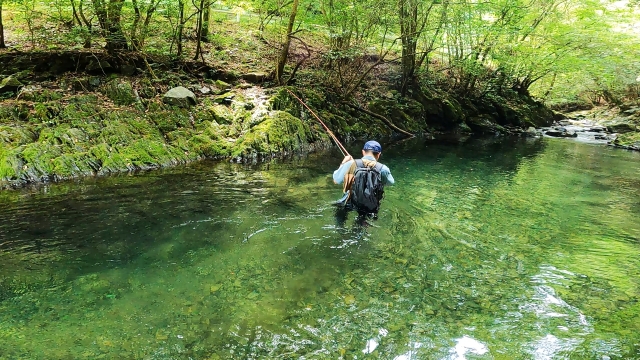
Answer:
[163, 86, 197, 107]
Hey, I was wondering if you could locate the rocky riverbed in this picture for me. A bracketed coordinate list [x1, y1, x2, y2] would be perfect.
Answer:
[540, 106, 640, 151]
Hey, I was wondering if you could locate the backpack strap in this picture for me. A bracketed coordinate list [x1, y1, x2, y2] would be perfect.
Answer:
[373, 162, 383, 172]
[355, 159, 366, 169]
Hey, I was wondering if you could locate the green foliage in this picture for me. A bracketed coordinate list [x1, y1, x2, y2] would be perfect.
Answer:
[1, 0, 638, 105]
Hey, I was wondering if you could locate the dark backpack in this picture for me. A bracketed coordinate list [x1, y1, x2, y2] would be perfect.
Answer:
[350, 160, 385, 214]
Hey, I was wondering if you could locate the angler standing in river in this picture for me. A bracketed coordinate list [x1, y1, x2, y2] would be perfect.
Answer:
[282, 90, 394, 216]
[333, 140, 394, 216]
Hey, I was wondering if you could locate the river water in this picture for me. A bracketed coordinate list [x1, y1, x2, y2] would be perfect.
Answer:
[0, 137, 639, 359]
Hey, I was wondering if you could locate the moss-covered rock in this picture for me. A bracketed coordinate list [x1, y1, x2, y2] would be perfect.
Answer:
[100, 79, 138, 106]
[613, 132, 640, 150]
[138, 78, 158, 99]
[0, 76, 24, 93]
[0, 148, 21, 181]
[0, 126, 37, 146]
[18, 86, 64, 102]
[268, 87, 299, 115]
[209, 104, 234, 124]
[604, 118, 638, 134]
[214, 92, 235, 105]
[148, 109, 191, 134]
[466, 115, 506, 134]
[232, 111, 310, 157]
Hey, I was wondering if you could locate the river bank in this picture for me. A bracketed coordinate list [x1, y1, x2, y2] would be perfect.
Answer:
[0, 50, 557, 189]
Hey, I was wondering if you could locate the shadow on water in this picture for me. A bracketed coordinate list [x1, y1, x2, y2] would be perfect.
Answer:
[1, 136, 640, 359]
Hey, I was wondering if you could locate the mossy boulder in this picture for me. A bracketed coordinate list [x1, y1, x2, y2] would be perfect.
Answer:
[466, 115, 506, 134]
[0, 126, 37, 146]
[18, 86, 64, 102]
[0, 148, 22, 181]
[412, 88, 463, 130]
[187, 134, 231, 158]
[214, 92, 235, 105]
[441, 98, 465, 125]
[233, 111, 310, 157]
[215, 80, 232, 90]
[100, 80, 138, 106]
[0, 76, 24, 93]
[613, 131, 640, 150]
[604, 118, 638, 134]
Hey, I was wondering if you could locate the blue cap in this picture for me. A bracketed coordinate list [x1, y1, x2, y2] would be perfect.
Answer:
[363, 140, 382, 153]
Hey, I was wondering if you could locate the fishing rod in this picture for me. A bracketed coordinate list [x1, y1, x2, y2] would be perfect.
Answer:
[285, 88, 351, 158]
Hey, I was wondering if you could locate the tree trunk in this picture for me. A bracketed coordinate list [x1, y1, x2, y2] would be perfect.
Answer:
[542, 72, 557, 100]
[92, 0, 108, 33]
[131, 0, 142, 50]
[276, 0, 299, 85]
[176, 0, 185, 57]
[70, 0, 82, 27]
[138, 0, 160, 50]
[399, 0, 418, 95]
[202, 0, 210, 42]
[194, 0, 205, 60]
[79, 0, 92, 48]
[0, 0, 5, 49]
[105, 0, 128, 51]
[92, 0, 128, 52]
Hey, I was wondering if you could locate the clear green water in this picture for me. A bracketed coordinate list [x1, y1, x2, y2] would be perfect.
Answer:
[1, 137, 639, 359]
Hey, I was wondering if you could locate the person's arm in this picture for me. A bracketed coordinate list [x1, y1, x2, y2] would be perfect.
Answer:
[382, 166, 394, 185]
[333, 156, 354, 184]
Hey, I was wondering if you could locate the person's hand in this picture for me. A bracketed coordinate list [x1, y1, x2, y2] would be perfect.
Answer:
[341, 155, 353, 165]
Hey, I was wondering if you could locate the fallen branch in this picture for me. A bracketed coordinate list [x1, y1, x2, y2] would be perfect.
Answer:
[343, 102, 415, 138]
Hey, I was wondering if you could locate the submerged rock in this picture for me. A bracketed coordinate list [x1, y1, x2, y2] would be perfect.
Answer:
[163, 86, 197, 107]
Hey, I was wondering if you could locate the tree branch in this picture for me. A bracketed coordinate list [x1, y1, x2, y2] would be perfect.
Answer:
[342, 102, 415, 138]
